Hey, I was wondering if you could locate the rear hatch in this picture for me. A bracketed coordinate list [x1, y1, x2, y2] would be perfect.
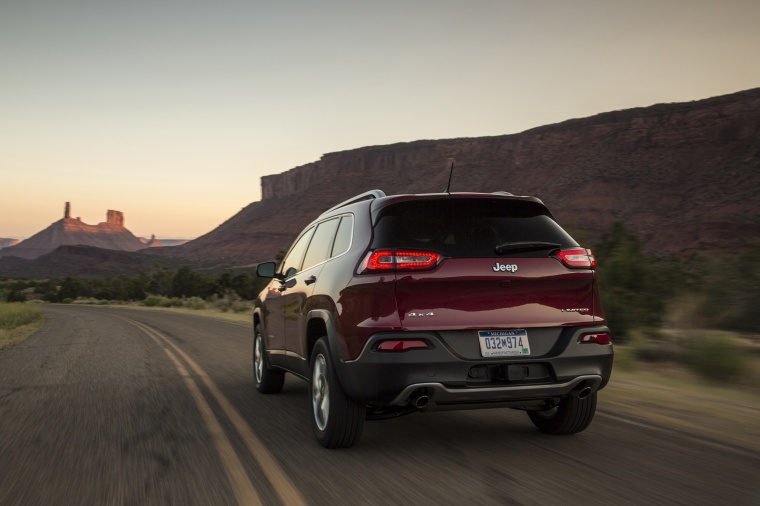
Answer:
[364, 196, 599, 357]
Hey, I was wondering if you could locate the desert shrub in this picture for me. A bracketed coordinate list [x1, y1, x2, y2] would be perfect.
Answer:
[0, 303, 43, 329]
[157, 297, 183, 308]
[595, 223, 670, 340]
[185, 297, 206, 310]
[685, 333, 746, 381]
[143, 295, 163, 307]
[72, 298, 108, 305]
[612, 345, 637, 371]
[5, 290, 26, 303]
[694, 244, 760, 333]
[630, 328, 683, 363]
[212, 290, 247, 313]
[231, 302, 250, 314]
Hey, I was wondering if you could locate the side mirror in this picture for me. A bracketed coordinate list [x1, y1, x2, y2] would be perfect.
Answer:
[256, 261, 277, 278]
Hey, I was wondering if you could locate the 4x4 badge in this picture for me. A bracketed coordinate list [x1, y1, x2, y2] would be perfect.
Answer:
[493, 262, 518, 273]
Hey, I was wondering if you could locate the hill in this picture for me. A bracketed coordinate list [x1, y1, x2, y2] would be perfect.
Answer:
[151, 88, 760, 266]
[0, 245, 176, 278]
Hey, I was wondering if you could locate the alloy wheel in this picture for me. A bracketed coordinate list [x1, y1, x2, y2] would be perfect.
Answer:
[254, 335, 264, 384]
[312, 354, 330, 431]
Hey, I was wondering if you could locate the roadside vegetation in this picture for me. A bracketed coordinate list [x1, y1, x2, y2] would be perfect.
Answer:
[592, 223, 760, 392]
[2, 224, 759, 388]
[0, 302, 44, 351]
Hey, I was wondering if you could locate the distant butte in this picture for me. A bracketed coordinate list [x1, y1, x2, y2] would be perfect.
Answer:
[0, 203, 146, 260]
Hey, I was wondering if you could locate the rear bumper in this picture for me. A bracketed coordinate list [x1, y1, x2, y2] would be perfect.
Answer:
[388, 375, 602, 411]
[337, 326, 613, 408]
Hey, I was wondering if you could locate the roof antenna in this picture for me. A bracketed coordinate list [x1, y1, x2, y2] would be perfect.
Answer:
[444, 158, 456, 194]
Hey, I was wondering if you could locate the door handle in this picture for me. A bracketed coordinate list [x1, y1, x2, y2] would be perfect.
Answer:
[278, 279, 298, 292]
[304, 275, 317, 285]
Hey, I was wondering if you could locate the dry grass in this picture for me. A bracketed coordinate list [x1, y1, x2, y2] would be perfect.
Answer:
[0, 303, 45, 351]
[0, 322, 45, 351]
[600, 362, 760, 452]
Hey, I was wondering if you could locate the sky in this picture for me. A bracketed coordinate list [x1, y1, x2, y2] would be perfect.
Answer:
[2, 0, 759, 240]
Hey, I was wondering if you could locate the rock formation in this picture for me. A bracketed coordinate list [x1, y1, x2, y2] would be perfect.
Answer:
[0, 204, 145, 260]
[106, 210, 124, 227]
[152, 88, 760, 266]
[144, 234, 163, 247]
[0, 238, 20, 249]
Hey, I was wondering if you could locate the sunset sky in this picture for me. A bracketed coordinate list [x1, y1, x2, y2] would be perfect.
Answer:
[2, 0, 759, 240]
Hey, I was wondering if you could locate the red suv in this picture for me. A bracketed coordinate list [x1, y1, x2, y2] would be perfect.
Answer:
[254, 190, 613, 448]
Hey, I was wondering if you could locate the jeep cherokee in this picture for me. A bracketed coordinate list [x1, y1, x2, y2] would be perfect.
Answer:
[253, 189, 613, 448]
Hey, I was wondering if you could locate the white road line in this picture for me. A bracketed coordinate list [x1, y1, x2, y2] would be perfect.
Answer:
[123, 316, 308, 506]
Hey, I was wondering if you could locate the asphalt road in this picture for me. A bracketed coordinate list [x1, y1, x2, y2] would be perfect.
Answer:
[1, 305, 758, 505]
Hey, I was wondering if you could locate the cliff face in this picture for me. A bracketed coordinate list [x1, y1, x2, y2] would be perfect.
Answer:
[1, 207, 145, 260]
[160, 88, 760, 264]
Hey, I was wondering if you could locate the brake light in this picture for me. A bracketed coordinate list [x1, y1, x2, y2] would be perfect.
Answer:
[376, 339, 430, 352]
[556, 248, 596, 269]
[360, 249, 442, 273]
[578, 333, 611, 345]
[365, 249, 395, 270]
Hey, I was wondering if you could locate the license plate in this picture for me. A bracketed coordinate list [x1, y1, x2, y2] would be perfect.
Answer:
[478, 330, 531, 357]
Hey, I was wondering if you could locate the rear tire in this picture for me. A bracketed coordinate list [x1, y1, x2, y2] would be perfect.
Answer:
[310, 337, 365, 448]
[528, 392, 597, 435]
[253, 325, 285, 394]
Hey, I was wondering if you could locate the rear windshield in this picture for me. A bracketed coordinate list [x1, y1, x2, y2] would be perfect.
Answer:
[372, 198, 578, 258]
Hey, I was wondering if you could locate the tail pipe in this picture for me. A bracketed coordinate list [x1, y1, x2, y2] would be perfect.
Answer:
[572, 381, 594, 399]
[408, 389, 430, 409]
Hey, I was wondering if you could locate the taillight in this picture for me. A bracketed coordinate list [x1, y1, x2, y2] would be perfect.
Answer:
[376, 339, 430, 352]
[556, 248, 596, 269]
[578, 332, 611, 345]
[360, 249, 442, 273]
[364, 249, 395, 271]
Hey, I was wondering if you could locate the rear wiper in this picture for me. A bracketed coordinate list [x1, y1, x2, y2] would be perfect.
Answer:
[494, 241, 561, 254]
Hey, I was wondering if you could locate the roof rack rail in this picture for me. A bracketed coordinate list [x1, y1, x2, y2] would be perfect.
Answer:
[320, 189, 386, 216]
[491, 191, 514, 196]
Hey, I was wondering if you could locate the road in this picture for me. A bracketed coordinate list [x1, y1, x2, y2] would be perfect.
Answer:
[0, 305, 758, 505]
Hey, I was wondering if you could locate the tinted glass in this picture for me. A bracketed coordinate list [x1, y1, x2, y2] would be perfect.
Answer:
[330, 215, 353, 258]
[280, 227, 315, 278]
[372, 198, 578, 257]
[302, 218, 340, 270]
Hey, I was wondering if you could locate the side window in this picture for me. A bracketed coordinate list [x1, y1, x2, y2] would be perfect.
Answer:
[330, 215, 353, 258]
[280, 227, 315, 278]
[302, 218, 340, 271]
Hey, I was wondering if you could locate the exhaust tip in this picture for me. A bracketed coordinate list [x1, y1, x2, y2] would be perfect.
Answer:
[408, 389, 430, 409]
[578, 387, 592, 399]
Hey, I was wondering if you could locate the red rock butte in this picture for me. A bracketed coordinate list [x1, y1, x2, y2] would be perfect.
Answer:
[0, 203, 146, 260]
